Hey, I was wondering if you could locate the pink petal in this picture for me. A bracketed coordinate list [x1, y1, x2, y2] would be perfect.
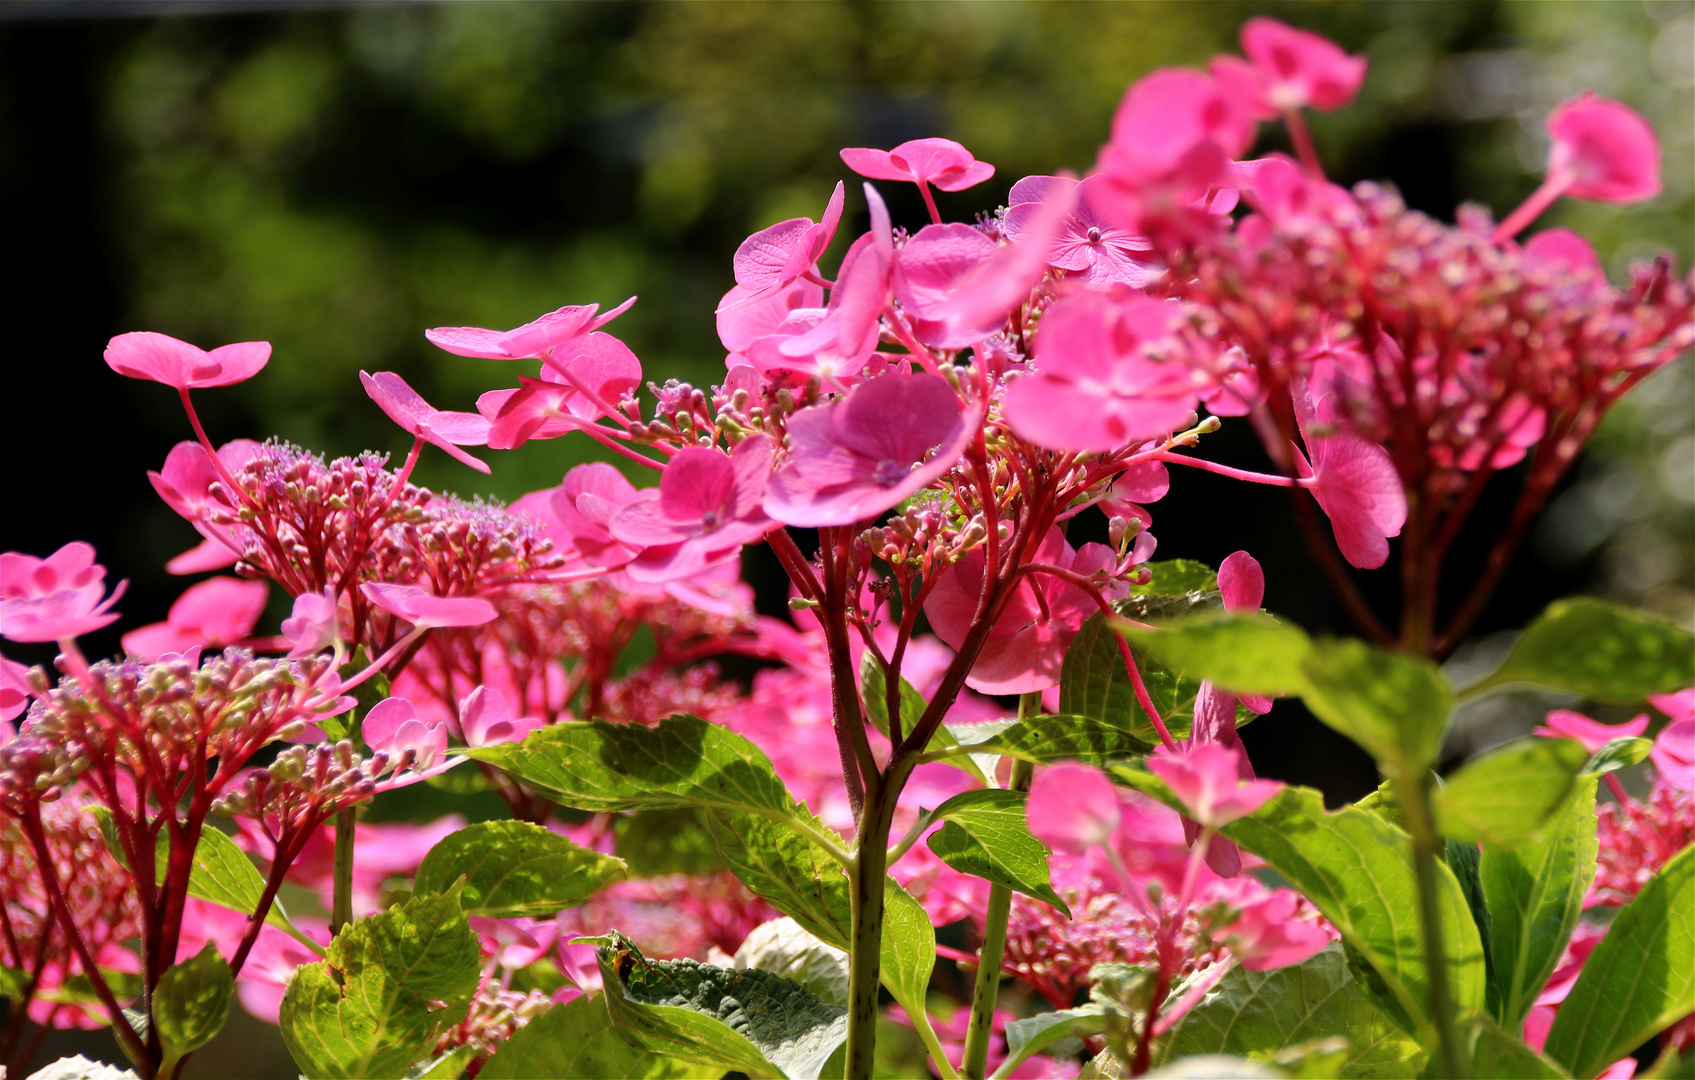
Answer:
[362, 696, 417, 754]
[360, 582, 497, 630]
[1217, 551, 1264, 613]
[1306, 435, 1407, 570]
[1533, 709, 1650, 755]
[105, 332, 270, 389]
[165, 536, 241, 575]
[1028, 763, 1122, 854]
[1548, 93, 1661, 203]
[1240, 17, 1367, 112]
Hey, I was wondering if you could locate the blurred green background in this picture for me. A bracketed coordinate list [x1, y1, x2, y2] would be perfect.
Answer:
[1, 2, 1690, 1072]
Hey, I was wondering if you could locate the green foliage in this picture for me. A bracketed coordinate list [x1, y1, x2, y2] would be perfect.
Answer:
[1114, 768, 1485, 1030]
[592, 931, 847, 1080]
[412, 819, 625, 918]
[1125, 559, 1219, 599]
[1154, 945, 1425, 1078]
[943, 712, 1154, 766]
[990, 1005, 1109, 1079]
[1469, 598, 1695, 704]
[478, 995, 691, 1079]
[1584, 737, 1654, 776]
[153, 942, 234, 1074]
[923, 788, 1069, 915]
[1061, 612, 1202, 742]
[1118, 613, 1312, 698]
[1459, 1015, 1569, 1079]
[614, 806, 728, 876]
[1545, 845, 1695, 1080]
[1298, 639, 1451, 776]
[734, 917, 850, 1008]
[280, 887, 482, 1079]
[1481, 777, 1599, 1031]
[1435, 738, 1591, 848]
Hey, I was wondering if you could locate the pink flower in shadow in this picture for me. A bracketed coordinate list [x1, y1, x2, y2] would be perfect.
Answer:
[1027, 763, 1122, 855]
[457, 685, 544, 749]
[360, 582, 497, 630]
[120, 577, 270, 661]
[1222, 890, 1332, 971]
[0, 542, 126, 643]
[1148, 743, 1282, 829]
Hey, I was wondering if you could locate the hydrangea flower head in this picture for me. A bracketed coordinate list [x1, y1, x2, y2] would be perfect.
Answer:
[612, 436, 777, 582]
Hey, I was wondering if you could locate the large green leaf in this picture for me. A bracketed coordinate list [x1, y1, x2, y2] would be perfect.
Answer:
[1113, 768, 1485, 1028]
[1118, 612, 1311, 698]
[279, 887, 482, 1079]
[992, 1005, 1109, 1080]
[941, 713, 1154, 766]
[924, 789, 1068, 915]
[734, 917, 849, 1008]
[1545, 845, 1695, 1079]
[1481, 778, 1599, 1031]
[1299, 639, 1451, 775]
[614, 806, 727, 876]
[478, 995, 690, 1079]
[1436, 738, 1591, 848]
[1061, 612, 1201, 742]
[1153, 945, 1425, 1078]
[592, 931, 846, 1080]
[413, 819, 625, 918]
[153, 942, 233, 1075]
[1462, 1014, 1569, 1079]
[1470, 598, 1695, 704]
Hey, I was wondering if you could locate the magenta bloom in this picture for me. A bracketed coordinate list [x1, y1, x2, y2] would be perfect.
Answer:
[925, 528, 1121, 695]
[722, 182, 846, 310]
[1211, 18, 1367, 116]
[1004, 175, 1161, 290]
[1148, 743, 1282, 829]
[456, 685, 544, 749]
[764, 372, 976, 528]
[892, 223, 1000, 348]
[1027, 763, 1122, 855]
[718, 278, 823, 360]
[772, 185, 896, 381]
[1223, 891, 1333, 972]
[1650, 717, 1693, 793]
[1294, 433, 1406, 570]
[840, 137, 994, 193]
[120, 577, 270, 661]
[360, 370, 493, 474]
[0, 542, 126, 644]
[362, 696, 459, 790]
[280, 590, 341, 658]
[1547, 93, 1661, 203]
[104, 331, 270, 390]
[1534, 708, 1650, 755]
[1, 653, 32, 724]
[477, 332, 642, 450]
[360, 582, 497, 630]
[610, 436, 777, 583]
[1002, 292, 1201, 453]
[425, 297, 636, 361]
[546, 462, 642, 569]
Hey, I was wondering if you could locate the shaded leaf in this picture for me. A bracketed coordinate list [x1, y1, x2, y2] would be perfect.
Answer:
[944, 713, 1154, 766]
[1584, 737, 1653, 776]
[1118, 613, 1311, 698]
[413, 819, 625, 918]
[1436, 738, 1590, 848]
[1126, 559, 1220, 599]
[1462, 1014, 1568, 1079]
[614, 806, 727, 876]
[735, 917, 849, 1009]
[478, 995, 691, 1079]
[993, 1004, 1108, 1079]
[1299, 639, 1451, 775]
[1474, 598, 1694, 704]
[924, 789, 1069, 915]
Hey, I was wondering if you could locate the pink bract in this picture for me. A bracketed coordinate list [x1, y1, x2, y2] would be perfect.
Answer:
[611, 436, 777, 583]
[360, 582, 497, 630]
[723, 182, 846, 307]
[1547, 93, 1661, 204]
[457, 685, 545, 749]
[360, 371, 493, 474]
[120, 577, 270, 661]
[839, 137, 995, 193]
[0, 542, 126, 644]
[1650, 718, 1694, 793]
[1228, 17, 1368, 114]
[425, 297, 637, 361]
[893, 223, 1000, 349]
[280, 590, 341, 658]
[104, 331, 271, 390]
[477, 332, 643, 450]
[1223, 890, 1334, 971]
[362, 695, 460, 790]
[764, 372, 977, 529]
[0, 653, 31, 723]
[1533, 708, 1650, 755]
[1148, 743, 1282, 829]
[1027, 763, 1121, 855]
[1005, 174, 1162, 290]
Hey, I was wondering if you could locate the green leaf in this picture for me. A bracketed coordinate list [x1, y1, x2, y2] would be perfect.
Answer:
[1127, 559, 1219, 599]
[942, 713, 1154, 766]
[1118, 612, 1312, 698]
[1545, 844, 1695, 1079]
[463, 713, 793, 819]
[923, 789, 1069, 916]
[1436, 738, 1590, 848]
[1461, 1014, 1569, 1079]
[1482, 777, 1599, 1031]
[406, 1046, 475, 1080]
[734, 917, 849, 1008]
[992, 1004, 1108, 1080]
[863, 652, 986, 784]
[1113, 767, 1485, 1028]
[1446, 838, 1495, 1018]
[153, 942, 233, 1073]
[1153, 944, 1425, 1078]
[1062, 612, 1202, 741]
[1584, 737, 1653, 776]
[413, 819, 625, 918]
[1472, 598, 1695, 704]
[594, 931, 846, 1080]
[614, 806, 728, 876]
[1299, 638, 1451, 775]
[279, 886, 482, 1079]
[1146, 1056, 1286, 1078]
[478, 995, 690, 1079]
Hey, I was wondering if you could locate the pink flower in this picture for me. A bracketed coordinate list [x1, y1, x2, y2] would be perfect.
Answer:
[720, 182, 846, 310]
[0, 653, 31, 724]
[840, 137, 994, 194]
[104, 331, 270, 389]
[1236, 154, 1361, 234]
[1004, 175, 1162, 290]
[477, 332, 642, 450]
[764, 371, 978, 528]
[457, 685, 543, 749]
[544, 463, 641, 569]
[1148, 743, 1282, 829]
[1650, 718, 1693, 793]
[360, 371, 493, 474]
[1027, 763, 1122, 855]
[1292, 379, 1407, 569]
[767, 186, 895, 382]
[1649, 688, 1694, 725]
[1547, 93, 1661, 204]
[0, 542, 126, 643]
[718, 279, 823, 360]
[363, 695, 459, 789]
[892, 223, 1000, 348]
[360, 582, 497, 630]
[610, 437, 777, 582]
[166, 536, 242, 575]
[1211, 18, 1367, 116]
[236, 923, 327, 1024]
[926, 528, 1123, 695]
[425, 297, 637, 361]
[1002, 292, 1202, 453]
[1534, 708, 1650, 755]
[1523, 228, 1605, 278]
[280, 590, 341, 658]
[1223, 890, 1333, 971]
[120, 577, 270, 661]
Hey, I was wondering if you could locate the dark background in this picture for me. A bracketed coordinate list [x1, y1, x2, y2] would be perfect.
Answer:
[1, 3, 1691, 1071]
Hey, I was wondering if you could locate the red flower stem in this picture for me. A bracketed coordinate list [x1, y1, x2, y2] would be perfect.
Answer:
[1283, 108, 1324, 180]
[176, 388, 259, 512]
[381, 435, 427, 506]
[228, 819, 315, 978]
[918, 179, 943, 226]
[820, 528, 876, 821]
[1153, 451, 1304, 487]
[1492, 172, 1573, 244]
